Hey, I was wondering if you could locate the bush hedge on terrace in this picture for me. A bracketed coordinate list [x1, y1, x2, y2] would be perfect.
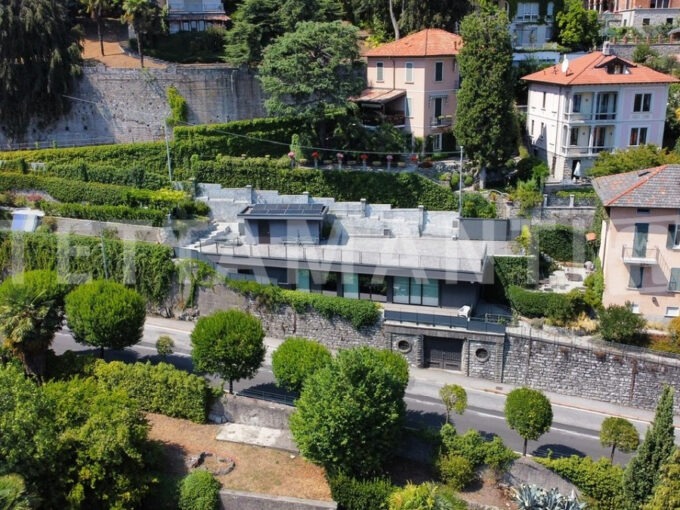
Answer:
[0, 232, 175, 304]
[507, 285, 585, 324]
[45, 161, 169, 190]
[40, 203, 168, 227]
[181, 160, 457, 210]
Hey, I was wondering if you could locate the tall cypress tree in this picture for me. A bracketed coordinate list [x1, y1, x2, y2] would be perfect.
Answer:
[623, 386, 676, 508]
[454, 3, 516, 171]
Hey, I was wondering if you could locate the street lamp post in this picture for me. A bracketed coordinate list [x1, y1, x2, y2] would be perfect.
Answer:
[458, 146, 464, 218]
[163, 121, 173, 182]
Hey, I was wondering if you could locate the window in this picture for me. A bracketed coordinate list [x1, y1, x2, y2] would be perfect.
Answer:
[569, 127, 579, 146]
[596, 92, 617, 119]
[630, 303, 641, 314]
[516, 2, 539, 20]
[633, 93, 651, 112]
[637, 208, 650, 215]
[342, 273, 359, 299]
[405, 98, 412, 118]
[668, 224, 680, 248]
[642, 18, 650, 25]
[546, 1, 554, 17]
[630, 127, 648, 146]
[435, 61, 443, 82]
[572, 94, 582, 113]
[666, 306, 680, 317]
[376, 62, 384, 82]
[432, 134, 442, 152]
[628, 266, 645, 289]
[405, 62, 414, 83]
[531, 119, 535, 135]
[296, 269, 310, 292]
[669, 268, 680, 292]
[542, 91, 547, 109]
[392, 277, 439, 306]
[667, 17, 674, 25]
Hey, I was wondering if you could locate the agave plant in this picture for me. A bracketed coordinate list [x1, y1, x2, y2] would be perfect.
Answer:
[513, 484, 587, 510]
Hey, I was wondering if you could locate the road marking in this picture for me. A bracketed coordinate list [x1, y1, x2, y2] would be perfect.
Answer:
[145, 324, 193, 334]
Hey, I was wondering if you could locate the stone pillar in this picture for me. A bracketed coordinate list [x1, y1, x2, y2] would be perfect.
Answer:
[569, 193, 575, 208]
[303, 191, 310, 203]
[360, 198, 367, 217]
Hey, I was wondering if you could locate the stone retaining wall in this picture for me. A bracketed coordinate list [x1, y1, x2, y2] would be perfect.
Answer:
[219, 489, 336, 510]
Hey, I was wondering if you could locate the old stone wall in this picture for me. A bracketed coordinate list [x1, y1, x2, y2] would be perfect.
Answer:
[503, 334, 680, 414]
[0, 64, 265, 149]
[610, 42, 680, 60]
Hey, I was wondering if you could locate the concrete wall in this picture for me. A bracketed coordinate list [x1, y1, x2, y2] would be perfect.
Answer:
[610, 42, 680, 60]
[220, 489, 336, 510]
[0, 64, 265, 148]
[220, 395, 293, 430]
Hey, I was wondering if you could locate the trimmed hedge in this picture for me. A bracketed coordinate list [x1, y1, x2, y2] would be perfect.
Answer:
[328, 473, 394, 510]
[533, 224, 595, 263]
[178, 470, 221, 510]
[182, 160, 457, 210]
[93, 360, 211, 423]
[536, 455, 626, 510]
[41, 202, 168, 227]
[507, 285, 585, 324]
[225, 279, 381, 329]
[44, 161, 169, 190]
[0, 232, 175, 304]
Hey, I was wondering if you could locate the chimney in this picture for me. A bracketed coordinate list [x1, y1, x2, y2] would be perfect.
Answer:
[602, 41, 612, 56]
[360, 198, 367, 217]
[302, 191, 310, 203]
[245, 184, 253, 204]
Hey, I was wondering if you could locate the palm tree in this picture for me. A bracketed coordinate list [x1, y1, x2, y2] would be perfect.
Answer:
[121, 0, 159, 68]
[81, 0, 111, 56]
[0, 474, 34, 510]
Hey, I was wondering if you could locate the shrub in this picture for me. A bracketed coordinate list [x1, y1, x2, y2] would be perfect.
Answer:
[437, 454, 475, 491]
[40, 202, 168, 227]
[599, 304, 646, 344]
[536, 455, 626, 510]
[669, 316, 680, 343]
[156, 335, 175, 358]
[583, 261, 604, 310]
[442, 429, 487, 467]
[507, 285, 585, 323]
[533, 224, 594, 263]
[514, 178, 542, 216]
[93, 360, 210, 423]
[483, 436, 519, 473]
[328, 472, 394, 510]
[177, 470, 220, 510]
[272, 337, 332, 393]
[166, 86, 188, 127]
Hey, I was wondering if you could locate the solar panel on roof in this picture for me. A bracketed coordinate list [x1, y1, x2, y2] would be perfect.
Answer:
[248, 203, 325, 216]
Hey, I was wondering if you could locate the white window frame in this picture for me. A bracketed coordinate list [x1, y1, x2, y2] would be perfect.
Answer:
[376, 62, 384, 82]
[405, 62, 414, 83]
[432, 133, 442, 152]
[630, 127, 648, 146]
[633, 93, 652, 112]
[665, 306, 679, 317]
[405, 98, 412, 118]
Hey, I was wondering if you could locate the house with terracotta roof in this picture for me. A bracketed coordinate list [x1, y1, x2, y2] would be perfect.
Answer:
[162, 0, 229, 33]
[353, 29, 463, 153]
[522, 47, 678, 181]
[593, 164, 680, 321]
[606, 0, 679, 30]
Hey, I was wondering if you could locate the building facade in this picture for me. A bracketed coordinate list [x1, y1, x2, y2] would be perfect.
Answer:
[522, 48, 677, 181]
[499, 0, 558, 49]
[593, 164, 680, 322]
[354, 29, 463, 152]
[163, 0, 229, 33]
[607, 0, 680, 29]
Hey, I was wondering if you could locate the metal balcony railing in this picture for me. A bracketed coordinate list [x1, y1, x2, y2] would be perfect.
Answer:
[621, 245, 659, 265]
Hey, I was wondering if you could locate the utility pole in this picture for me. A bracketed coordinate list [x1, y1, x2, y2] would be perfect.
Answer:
[163, 121, 173, 182]
[458, 146, 464, 218]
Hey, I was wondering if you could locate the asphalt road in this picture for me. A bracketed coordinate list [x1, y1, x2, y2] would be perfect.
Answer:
[51, 318, 654, 465]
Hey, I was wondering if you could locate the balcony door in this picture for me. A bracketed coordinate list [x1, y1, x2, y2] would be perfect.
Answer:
[633, 223, 648, 258]
[434, 97, 443, 124]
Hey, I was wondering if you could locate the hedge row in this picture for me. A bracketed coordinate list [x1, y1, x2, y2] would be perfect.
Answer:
[0, 231, 175, 304]
[45, 161, 169, 190]
[93, 360, 211, 423]
[328, 473, 394, 510]
[507, 285, 585, 324]
[225, 279, 381, 330]
[533, 224, 595, 263]
[181, 160, 457, 210]
[41, 202, 168, 227]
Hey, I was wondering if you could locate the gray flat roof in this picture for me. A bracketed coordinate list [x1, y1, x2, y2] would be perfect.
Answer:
[237, 203, 327, 220]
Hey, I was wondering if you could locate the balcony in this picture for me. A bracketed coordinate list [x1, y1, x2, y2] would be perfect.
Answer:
[360, 112, 405, 127]
[561, 145, 613, 157]
[430, 115, 453, 127]
[562, 112, 617, 122]
[621, 245, 659, 266]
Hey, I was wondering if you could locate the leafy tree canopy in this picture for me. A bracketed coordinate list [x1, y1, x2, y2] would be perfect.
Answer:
[271, 337, 332, 394]
[589, 145, 680, 177]
[290, 347, 408, 477]
[644, 447, 680, 510]
[439, 384, 468, 424]
[64, 280, 146, 356]
[504, 387, 553, 456]
[223, 0, 343, 66]
[0, 0, 82, 138]
[599, 416, 639, 462]
[556, 0, 602, 51]
[259, 21, 365, 118]
[455, 5, 516, 169]
[599, 304, 646, 344]
[190, 310, 265, 394]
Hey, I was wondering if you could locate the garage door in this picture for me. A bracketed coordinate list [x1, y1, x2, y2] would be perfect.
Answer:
[424, 336, 464, 370]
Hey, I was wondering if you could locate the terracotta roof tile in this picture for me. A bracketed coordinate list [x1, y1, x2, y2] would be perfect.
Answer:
[592, 164, 680, 208]
[522, 51, 678, 86]
[363, 29, 463, 57]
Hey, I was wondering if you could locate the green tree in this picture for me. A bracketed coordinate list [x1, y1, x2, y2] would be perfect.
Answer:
[623, 386, 676, 508]
[223, 0, 343, 66]
[190, 310, 265, 394]
[590, 145, 680, 177]
[271, 337, 332, 394]
[599, 304, 646, 344]
[65, 280, 147, 358]
[504, 387, 553, 456]
[0, 270, 67, 379]
[259, 21, 365, 118]
[290, 347, 408, 477]
[556, 0, 601, 51]
[599, 416, 639, 463]
[439, 384, 467, 424]
[644, 447, 680, 510]
[43, 376, 153, 509]
[0, 0, 82, 138]
[0, 474, 33, 510]
[121, 0, 163, 68]
[388, 482, 455, 510]
[177, 470, 221, 510]
[455, 5, 516, 170]
[81, 0, 114, 56]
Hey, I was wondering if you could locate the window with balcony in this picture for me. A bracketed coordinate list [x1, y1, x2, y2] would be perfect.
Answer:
[569, 127, 579, 146]
[629, 127, 648, 146]
[633, 93, 651, 112]
[393, 277, 439, 306]
[651, 0, 670, 7]
[516, 2, 539, 20]
[669, 268, 680, 292]
[435, 61, 443, 82]
[376, 62, 384, 82]
[572, 94, 582, 113]
[405, 62, 414, 83]
[667, 224, 680, 248]
[596, 92, 617, 119]
[628, 266, 645, 289]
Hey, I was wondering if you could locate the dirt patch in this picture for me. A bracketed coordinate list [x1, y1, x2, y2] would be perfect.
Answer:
[82, 19, 166, 69]
[146, 413, 332, 501]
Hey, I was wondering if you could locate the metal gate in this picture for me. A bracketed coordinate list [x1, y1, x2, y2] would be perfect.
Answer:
[424, 336, 464, 370]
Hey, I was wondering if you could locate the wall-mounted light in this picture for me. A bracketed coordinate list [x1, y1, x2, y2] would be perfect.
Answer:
[652, 296, 659, 306]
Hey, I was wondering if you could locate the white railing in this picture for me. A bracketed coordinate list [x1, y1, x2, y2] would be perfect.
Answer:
[561, 145, 613, 157]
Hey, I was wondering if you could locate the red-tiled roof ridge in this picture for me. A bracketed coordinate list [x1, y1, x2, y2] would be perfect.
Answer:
[363, 28, 463, 57]
[602, 164, 669, 206]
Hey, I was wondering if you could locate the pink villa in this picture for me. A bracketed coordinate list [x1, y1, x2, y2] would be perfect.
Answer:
[593, 165, 680, 322]
[353, 29, 463, 154]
